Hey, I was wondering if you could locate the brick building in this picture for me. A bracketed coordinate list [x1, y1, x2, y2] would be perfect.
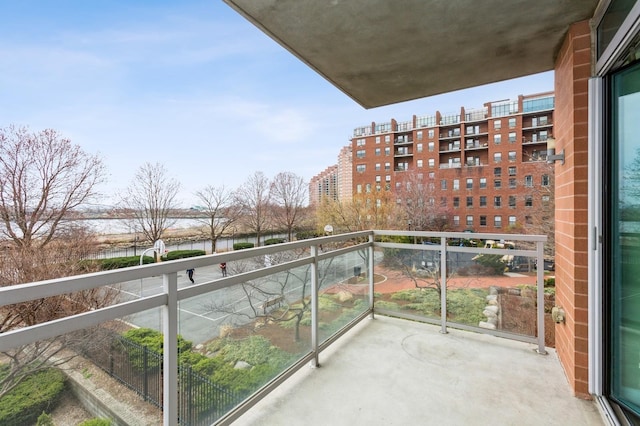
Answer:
[309, 145, 352, 206]
[351, 92, 555, 232]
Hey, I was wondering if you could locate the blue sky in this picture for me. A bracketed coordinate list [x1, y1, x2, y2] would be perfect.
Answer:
[0, 1, 553, 207]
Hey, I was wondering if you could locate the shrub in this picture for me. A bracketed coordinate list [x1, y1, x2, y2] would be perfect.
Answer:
[36, 412, 54, 426]
[78, 419, 112, 426]
[295, 231, 320, 240]
[472, 254, 506, 275]
[264, 238, 286, 245]
[162, 250, 205, 261]
[0, 368, 66, 426]
[120, 328, 194, 370]
[99, 256, 155, 270]
[544, 277, 555, 287]
[233, 242, 254, 250]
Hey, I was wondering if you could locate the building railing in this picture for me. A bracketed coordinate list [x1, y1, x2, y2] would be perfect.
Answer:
[0, 230, 547, 425]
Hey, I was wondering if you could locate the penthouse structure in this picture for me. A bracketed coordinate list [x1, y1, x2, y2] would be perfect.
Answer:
[351, 92, 555, 232]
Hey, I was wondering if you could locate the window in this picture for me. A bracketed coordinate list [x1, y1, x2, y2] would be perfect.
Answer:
[384, 135, 391, 143]
[375, 175, 381, 182]
[375, 148, 381, 156]
[466, 178, 473, 189]
[494, 179, 502, 189]
[542, 174, 550, 186]
[494, 196, 502, 207]
[375, 163, 381, 171]
[375, 136, 380, 144]
[466, 196, 473, 207]
[417, 143, 423, 153]
[453, 179, 460, 190]
[508, 166, 517, 176]
[480, 177, 487, 188]
[493, 120, 502, 130]
[508, 216, 517, 227]
[508, 151, 517, 161]
[542, 195, 550, 203]
[480, 215, 487, 226]
[395, 182, 401, 190]
[494, 167, 502, 177]
[494, 134, 502, 144]
[428, 142, 435, 152]
[356, 164, 366, 173]
[385, 162, 391, 171]
[365, 183, 371, 193]
[385, 175, 391, 182]
[417, 159, 423, 168]
[509, 178, 517, 188]
[466, 215, 474, 226]
[428, 129, 435, 138]
[509, 195, 516, 208]
[525, 175, 533, 187]
[494, 216, 502, 227]
[356, 149, 366, 158]
[525, 195, 533, 207]
[508, 132, 517, 143]
[453, 215, 460, 226]
[479, 196, 487, 207]
[356, 184, 362, 193]
[385, 183, 390, 191]
[385, 147, 391, 156]
[417, 130, 423, 141]
[375, 184, 381, 192]
[428, 158, 435, 168]
[441, 179, 447, 190]
[453, 197, 460, 208]
[494, 152, 502, 163]
[356, 138, 366, 146]
[428, 172, 435, 179]
[508, 118, 516, 128]
[440, 197, 447, 206]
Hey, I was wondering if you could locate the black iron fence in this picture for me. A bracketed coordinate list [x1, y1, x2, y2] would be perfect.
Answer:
[79, 331, 243, 425]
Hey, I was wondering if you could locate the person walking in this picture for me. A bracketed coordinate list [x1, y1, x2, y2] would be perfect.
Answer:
[220, 262, 227, 277]
[187, 268, 195, 283]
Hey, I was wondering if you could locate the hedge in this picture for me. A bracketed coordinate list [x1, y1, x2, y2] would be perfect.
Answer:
[233, 242, 254, 250]
[162, 250, 205, 261]
[264, 238, 286, 245]
[0, 367, 66, 426]
[98, 255, 155, 270]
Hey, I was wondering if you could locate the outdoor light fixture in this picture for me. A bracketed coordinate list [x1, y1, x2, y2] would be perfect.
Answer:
[546, 136, 565, 165]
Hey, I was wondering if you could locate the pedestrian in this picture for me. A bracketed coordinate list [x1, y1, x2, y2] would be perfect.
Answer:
[187, 268, 195, 283]
[220, 262, 227, 277]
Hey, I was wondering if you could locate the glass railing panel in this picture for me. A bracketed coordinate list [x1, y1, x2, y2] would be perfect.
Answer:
[318, 248, 370, 344]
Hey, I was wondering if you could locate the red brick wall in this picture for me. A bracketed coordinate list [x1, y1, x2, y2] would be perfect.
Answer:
[553, 20, 591, 398]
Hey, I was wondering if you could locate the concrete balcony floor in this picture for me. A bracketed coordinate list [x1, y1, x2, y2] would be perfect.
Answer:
[234, 315, 604, 426]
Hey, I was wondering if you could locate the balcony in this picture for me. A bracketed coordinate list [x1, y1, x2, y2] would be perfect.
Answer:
[0, 231, 604, 425]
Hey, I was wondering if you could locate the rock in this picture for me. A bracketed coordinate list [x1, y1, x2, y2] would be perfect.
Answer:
[508, 288, 521, 296]
[484, 305, 499, 314]
[483, 309, 497, 318]
[489, 286, 499, 295]
[336, 290, 353, 302]
[479, 321, 496, 330]
[234, 360, 252, 370]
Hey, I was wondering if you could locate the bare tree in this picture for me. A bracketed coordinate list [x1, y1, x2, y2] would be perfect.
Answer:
[194, 185, 242, 253]
[120, 162, 181, 245]
[236, 171, 271, 246]
[270, 172, 308, 241]
[398, 170, 453, 232]
[0, 125, 105, 249]
[516, 161, 555, 257]
[316, 190, 398, 233]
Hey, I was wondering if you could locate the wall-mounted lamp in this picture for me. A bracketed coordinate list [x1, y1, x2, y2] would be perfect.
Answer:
[546, 136, 565, 165]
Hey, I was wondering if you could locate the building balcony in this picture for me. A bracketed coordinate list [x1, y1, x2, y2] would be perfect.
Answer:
[0, 231, 605, 425]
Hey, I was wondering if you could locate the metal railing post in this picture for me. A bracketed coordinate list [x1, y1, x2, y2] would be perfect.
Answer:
[310, 244, 320, 367]
[163, 271, 179, 425]
[536, 241, 547, 355]
[440, 237, 448, 334]
[369, 233, 375, 319]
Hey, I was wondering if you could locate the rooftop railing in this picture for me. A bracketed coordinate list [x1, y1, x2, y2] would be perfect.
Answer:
[0, 230, 548, 425]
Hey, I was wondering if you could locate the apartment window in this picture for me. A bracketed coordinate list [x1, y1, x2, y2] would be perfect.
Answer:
[494, 134, 502, 144]
[542, 174, 550, 186]
[494, 216, 502, 227]
[384, 135, 391, 143]
[539, 115, 548, 125]
[356, 184, 362, 193]
[428, 172, 435, 179]
[480, 177, 487, 188]
[356, 164, 366, 173]
[385, 183, 390, 191]
[479, 196, 487, 207]
[453, 179, 460, 190]
[509, 195, 516, 208]
[509, 216, 517, 227]
[385, 175, 391, 182]
[453, 197, 460, 208]
[542, 195, 550, 204]
[428, 182, 435, 191]
[376, 148, 383, 156]
[494, 179, 502, 189]
[525, 175, 533, 187]
[494, 167, 502, 177]
[466, 178, 473, 189]
[525, 195, 533, 207]
[441, 179, 447, 190]
[466, 196, 473, 207]
[440, 197, 447, 206]
[417, 159, 423, 168]
[508, 151, 517, 161]
[375, 163, 381, 171]
[375, 184, 381, 192]
[466, 215, 474, 226]
[375, 175, 381, 182]
[508, 166, 517, 176]
[494, 196, 502, 207]
[385, 162, 391, 171]
[453, 215, 460, 226]
[509, 178, 517, 188]
[356, 149, 366, 158]
[428, 158, 435, 168]
[428, 129, 435, 138]
[417, 143, 423, 153]
[480, 215, 487, 226]
[508, 132, 517, 143]
[508, 117, 516, 128]
[494, 152, 502, 163]
[417, 130, 423, 141]
[385, 147, 391, 155]
[493, 120, 502, 130]
[428, 142, 435, 152]
[375, 136, 380, 144]
[365, 183, 371, 193]
[356, 138, 366, 146]
[395, 182, 401, 190]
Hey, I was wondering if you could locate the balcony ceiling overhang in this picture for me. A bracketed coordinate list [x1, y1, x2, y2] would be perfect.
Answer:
[224, 0, 598, 109]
